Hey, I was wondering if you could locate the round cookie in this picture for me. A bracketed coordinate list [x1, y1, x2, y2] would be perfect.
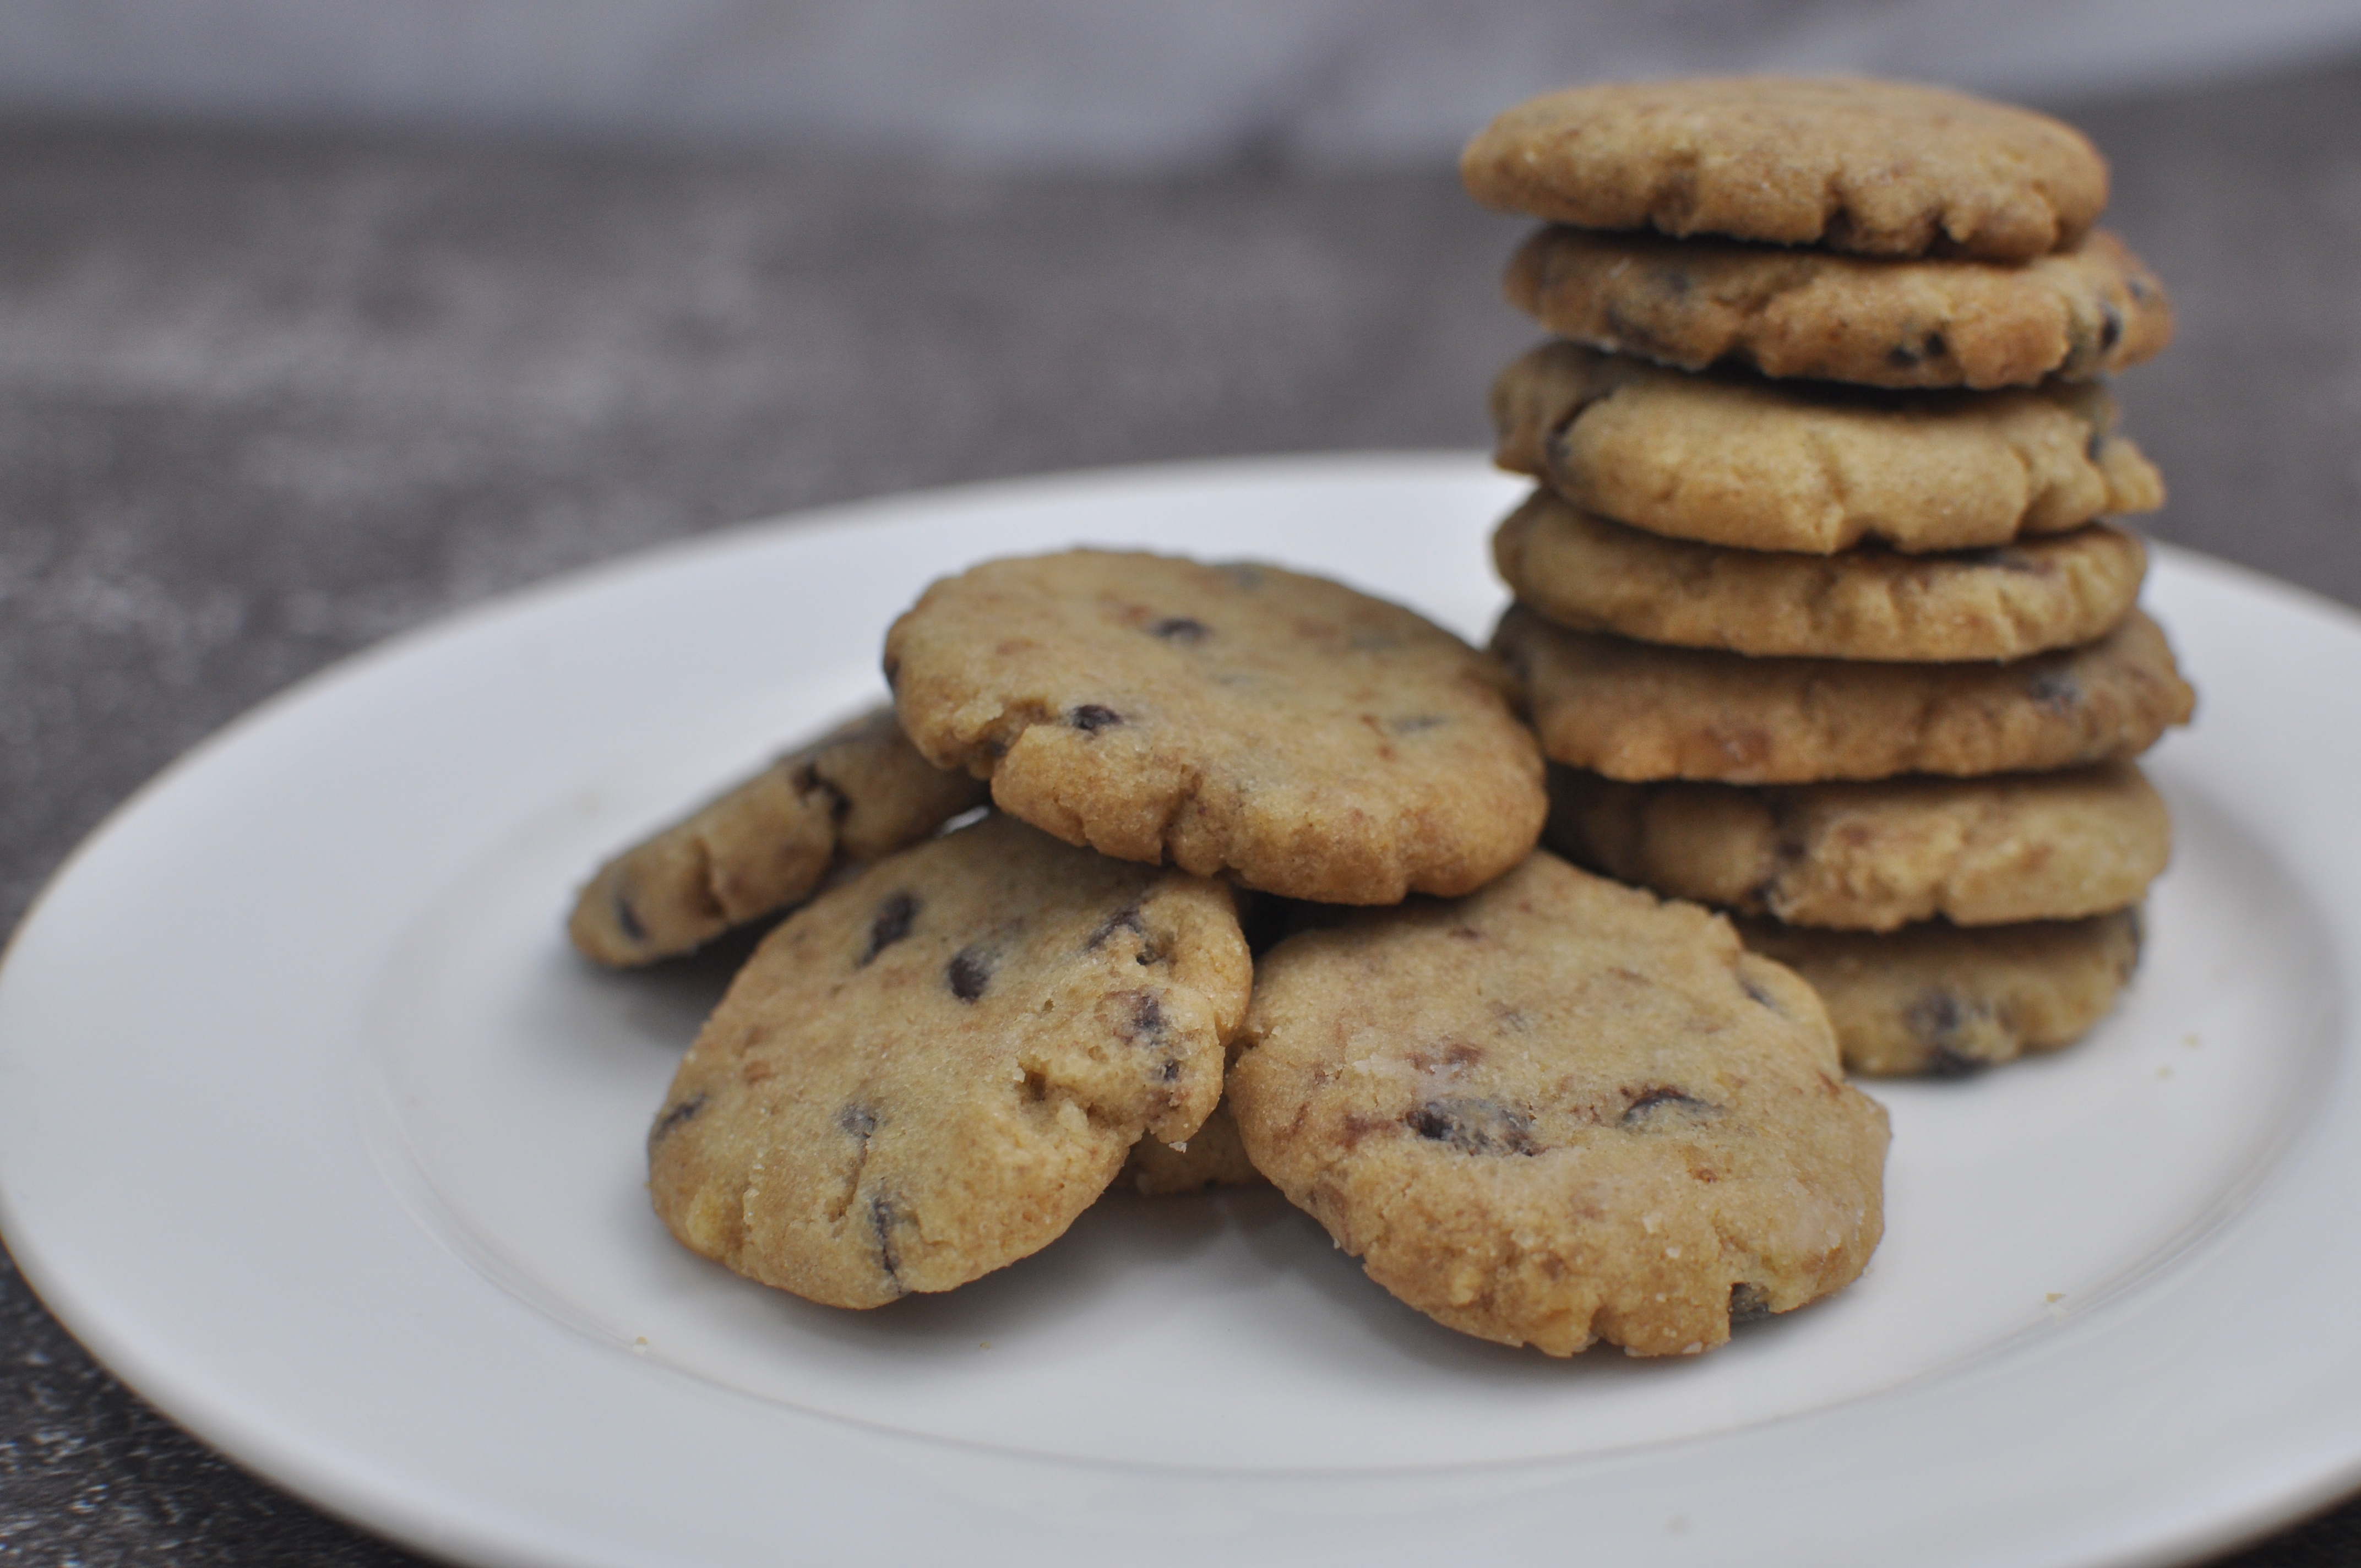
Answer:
[569, 705, 988, 966]
[1506, 226, 2172, 390]
[1547, 761, 2170, 931]
[884, 550, 1547, 905]
[1491, 340, 2164, 554]
[648, 811, 1252, 1307]
[1494, 491, 2146, 662]
[1120, 1096, 1266, 1196]
[1494, 605, 2195, 784]
[1738, 908, 2143, 1077]
[1228, 852, 1889, 1357]
[1462, 77, 2107, 262]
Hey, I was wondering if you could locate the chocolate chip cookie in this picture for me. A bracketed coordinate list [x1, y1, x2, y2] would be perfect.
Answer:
[1506, 226, 2172, 390]
[1738, 908, 2144, 1076]
[569, 705, 987, 966]
[648, 811, 1253, 1306]
[1495, 491, 2146, 662]
[1547, 761, 2170, 930]
[1462, 77, 2108, 262]
[1228, 852, 1889, 1357]
[1495, 605, 2195, 783]
[1491, 340, 2163, 554]
[885, 550, 1548, 905]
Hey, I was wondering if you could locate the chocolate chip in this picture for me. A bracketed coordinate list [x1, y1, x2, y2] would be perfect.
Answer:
[860, 891, 919, 965]
[648, 1092, 706, 1148]
[1088, 903, 1150, 954]
[2099, 300, 2124, 352]
[869, 1191, 905, 1289]
[1886, 331, 1947, 371]
[1622, 1086, 1709, 1124]
[2026, 668, 2082, 711]
[2127, 275, 2154, 303]
[1905, 990, 1992, 1076]
[1127, 991, 1167, 1041]
[946, 944, 994, 1001]
[1149, 617, 1209, 643]
[837, 1103, 878, 1141]
[1924, 1043, 1988, 1079]
[1729, 1283, 1772, 1324]
[1653, 266, 1693, 298]
[1923, 331, 1947, 361]
[611, 889, 647, 945]
[1069, 704, 1124, 733]
[1160, 1058, 1182, 1081]
[1406, 1096, 1537, 1156]
[1739, 974, 1779, 1011]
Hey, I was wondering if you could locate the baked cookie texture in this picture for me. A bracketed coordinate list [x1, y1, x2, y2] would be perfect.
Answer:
[1119, 1096, 1266, 1195]
[1229, 853, 1889, 1357]
[1506, 226, 2172, 390]
[1739, 908, 2144, 1076]
[569, 705, 987, 966]
[1496, 605, 2194, 784]
[1547, 761, 2170, 931]
[1494, 491, 2146, 663]
[885, 549, 1547, 905]
[1462, 77, 2107, 262]
[648, 812, 1252, 1307]
[1490, 340, 2163, 554]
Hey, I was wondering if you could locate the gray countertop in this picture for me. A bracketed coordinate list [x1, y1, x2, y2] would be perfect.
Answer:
[4, 57, 2360, 1566]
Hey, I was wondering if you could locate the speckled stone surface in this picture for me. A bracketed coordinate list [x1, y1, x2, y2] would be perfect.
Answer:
[4, 56, 2360, 1566]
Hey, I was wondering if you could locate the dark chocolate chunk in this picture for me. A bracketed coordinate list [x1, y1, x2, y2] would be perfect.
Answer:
[837, 1103, 878, 1141]
[1069, 704, 1124, 733]
[860, 890, 919, 965]
[1125, 990, 1168, 1042]
[648, 1092, 707, 1148]
[2099, 299, 2124, 352]
[611, 889, 648, 945]
[1905, 990, 1992, 1077]
[868, 1191, 905, 1290]
[1739, 974, 1780, 1011]
[1622, 1086, 1709, 1124]
[2026, 668, 2082, 711]
[1149, 617, 1209, 644]
[1729, 1282, 1772, 1324]
[1406, 1096, 1537, 1156]
[946, 943, 994, 1001]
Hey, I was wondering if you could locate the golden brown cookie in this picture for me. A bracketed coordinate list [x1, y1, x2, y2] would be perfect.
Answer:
[1490, 340, 2163, 554]
[1547, 761, 2170, 930]
[1494, 491, 2146, 662]
[1228, 852, 1888, 1357]
[884, 550, 1547, 905]
[1506, 226, 2172, 390]
[1462, 77, 2107, 261]
[1738, 908, 2142, 1076]
[1494, 605, 2195, 784]
[1119, 1097, 1266, 1195]
[568, 705, 987, 966]
[648, 812, 1252, 1306]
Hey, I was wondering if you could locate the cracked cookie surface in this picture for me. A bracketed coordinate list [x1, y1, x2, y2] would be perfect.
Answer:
[1739, 908, 2143, 1076]
[1461, 76, 2107, 262]
[1548, 761, 2170, 930]
[1494, 491, 2145, 662]
[1491, 340, 2162, 554]
[1228, 852, 1889, 1357]
[1496, 605, 2194, 784]
[884, 549, 1547, 903]
[568, 705, 986, 966]
[1506, 226, 2171, 390]
[647, 811, 1251, 1307]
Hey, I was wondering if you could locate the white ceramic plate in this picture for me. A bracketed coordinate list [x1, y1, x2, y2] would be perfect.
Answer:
[3, 454, 2358, 1568]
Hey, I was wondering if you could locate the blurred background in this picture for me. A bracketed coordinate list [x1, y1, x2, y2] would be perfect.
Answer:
[4, 3, 2361, 1564]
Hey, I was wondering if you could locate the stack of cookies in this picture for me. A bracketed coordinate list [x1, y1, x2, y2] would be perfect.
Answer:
[1461, 77, 2197, 1076]
[572, 547, 1891, 1357]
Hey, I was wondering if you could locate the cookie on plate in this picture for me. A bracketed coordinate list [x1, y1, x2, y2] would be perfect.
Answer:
[648, 811, 1252, 1306]
[1494, 491, 2146, 662]
[885, 549, 1547, 905]
[1738, 908, 2143, 1076]
[1495, 605, 2195, 783]
[1462, 76, 2107, 261]
[1490, 340, 2163, 554]
[1547, 761, 2170, 931]
[1228, 852, 1889, 1357]
[569, 705, 987, 966]
[1505, 226, 2172, 390]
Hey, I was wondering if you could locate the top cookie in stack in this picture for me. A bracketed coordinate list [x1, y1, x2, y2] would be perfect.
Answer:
[1463, 77, 2196, 1077]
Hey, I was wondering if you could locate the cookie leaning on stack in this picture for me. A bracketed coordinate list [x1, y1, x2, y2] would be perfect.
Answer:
[1464, 75, 2197, 1076]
